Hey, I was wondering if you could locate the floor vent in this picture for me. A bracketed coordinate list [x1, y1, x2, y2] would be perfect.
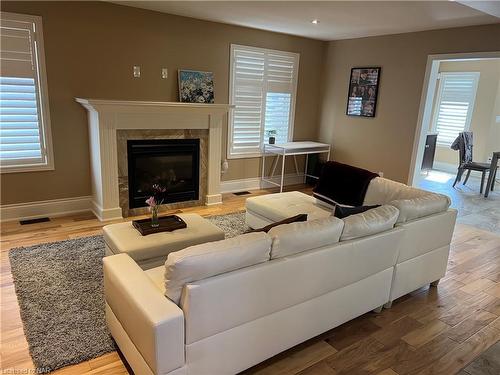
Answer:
[233, 191, 251, 196]
[20, 217, 50, 225]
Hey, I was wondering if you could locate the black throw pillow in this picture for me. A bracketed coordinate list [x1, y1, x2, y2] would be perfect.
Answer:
[246, 214, 308, 233]
[333, 205, 380, 219]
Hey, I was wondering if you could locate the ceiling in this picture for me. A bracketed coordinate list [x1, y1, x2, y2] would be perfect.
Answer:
[111, 1, 500, 41]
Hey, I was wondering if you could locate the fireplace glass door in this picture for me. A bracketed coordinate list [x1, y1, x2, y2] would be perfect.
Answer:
[127, 139, 200, 209]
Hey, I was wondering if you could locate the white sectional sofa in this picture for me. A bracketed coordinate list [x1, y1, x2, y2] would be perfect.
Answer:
[246, 176, 457, 305]
[103, 177, 456, 375]
[104, 205, 405, 375]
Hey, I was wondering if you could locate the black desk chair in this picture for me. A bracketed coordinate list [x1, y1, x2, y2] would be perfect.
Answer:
[451, 132, 491, 194]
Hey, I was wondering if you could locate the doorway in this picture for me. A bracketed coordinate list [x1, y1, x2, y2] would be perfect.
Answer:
[409, 52, 500, 234]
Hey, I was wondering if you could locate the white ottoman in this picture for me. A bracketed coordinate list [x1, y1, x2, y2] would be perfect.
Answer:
[245, 191, 331, 229]
[103, 213, 225, 270]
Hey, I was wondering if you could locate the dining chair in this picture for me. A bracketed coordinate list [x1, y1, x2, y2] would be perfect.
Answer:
[451, 132, 491, 194]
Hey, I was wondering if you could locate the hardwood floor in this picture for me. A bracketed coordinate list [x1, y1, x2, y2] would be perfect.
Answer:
[1, 187, 499, 375]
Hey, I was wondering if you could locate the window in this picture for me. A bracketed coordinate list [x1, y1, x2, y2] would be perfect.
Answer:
[228, 44, 299, 158]
[431, 72, 479, 147]
[0, 12, 53, 172]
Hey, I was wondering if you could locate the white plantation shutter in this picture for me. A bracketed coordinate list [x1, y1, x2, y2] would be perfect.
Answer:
[0, 12, 52, 171]
[432, 72, 479, 147]
[230, 47, 265, 155]
[229, 45, 299, 157]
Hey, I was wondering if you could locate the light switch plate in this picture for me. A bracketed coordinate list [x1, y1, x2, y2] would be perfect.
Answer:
[162, 68, 168, 79]
[133, 66, 141, 78]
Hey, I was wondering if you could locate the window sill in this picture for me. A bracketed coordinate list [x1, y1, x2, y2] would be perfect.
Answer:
[227, 152, 264, 160]
[1, 163, 54, 174]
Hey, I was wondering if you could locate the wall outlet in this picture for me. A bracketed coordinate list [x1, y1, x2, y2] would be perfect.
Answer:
[133, 66, 141, 78]
[162, 68, 168, 79]
[378, 171, 384, 177]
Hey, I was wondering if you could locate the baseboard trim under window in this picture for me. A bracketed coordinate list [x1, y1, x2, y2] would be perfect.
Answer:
[1, 196, 92, 222]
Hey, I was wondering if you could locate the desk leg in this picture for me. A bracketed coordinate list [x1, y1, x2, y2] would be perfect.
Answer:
[304, 154, 308, 183]
[270, 156, 279, 177]
[280, 152, 285, 193]
[293, 155, 299, 175]
[261, 152, 266, 184]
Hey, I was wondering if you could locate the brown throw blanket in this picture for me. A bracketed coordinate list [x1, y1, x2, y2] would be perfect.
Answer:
[313, 161, 379, 207]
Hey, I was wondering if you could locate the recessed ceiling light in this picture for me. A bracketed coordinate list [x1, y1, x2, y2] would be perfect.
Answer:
[311, 19, 319, 25]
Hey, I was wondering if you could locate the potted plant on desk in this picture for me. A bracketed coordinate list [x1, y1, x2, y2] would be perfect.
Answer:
[267, 129, 277, 145]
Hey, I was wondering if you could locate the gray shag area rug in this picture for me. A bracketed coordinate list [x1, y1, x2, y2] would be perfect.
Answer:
[9, 211, 247, 373]
[206, 211, 248, 238]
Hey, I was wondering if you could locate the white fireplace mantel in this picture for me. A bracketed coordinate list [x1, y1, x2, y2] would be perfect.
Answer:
[76, 98, 234, 221]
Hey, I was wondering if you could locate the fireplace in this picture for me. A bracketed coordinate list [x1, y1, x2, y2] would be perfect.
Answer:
[77, 99, 231, 221]
[127, 139, 200, 209]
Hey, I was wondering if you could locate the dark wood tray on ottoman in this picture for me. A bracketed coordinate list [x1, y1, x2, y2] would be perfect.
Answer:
[132, 215, 187, 236]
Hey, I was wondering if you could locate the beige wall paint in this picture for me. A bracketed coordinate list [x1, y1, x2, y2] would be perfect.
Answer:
[487, 77, 500, 159]
[432, 59, 500, 166]
[0, 1, 325, 205]
[318, 24, 500, 183]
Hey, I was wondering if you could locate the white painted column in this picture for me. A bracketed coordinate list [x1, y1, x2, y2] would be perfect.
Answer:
[206, 113, 223, 205]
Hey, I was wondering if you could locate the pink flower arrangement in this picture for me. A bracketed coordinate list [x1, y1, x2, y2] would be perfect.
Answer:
[145, 184, 167, 207]
[145, 196, 157, 207]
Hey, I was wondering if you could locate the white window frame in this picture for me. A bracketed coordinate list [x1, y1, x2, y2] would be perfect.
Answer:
[0, 11, 54, 173]
[227, 44, 299, 159]
[431, 71, 480, 148]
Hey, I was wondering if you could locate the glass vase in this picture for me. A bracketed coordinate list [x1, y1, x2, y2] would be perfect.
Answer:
[151, 206, 160, 228]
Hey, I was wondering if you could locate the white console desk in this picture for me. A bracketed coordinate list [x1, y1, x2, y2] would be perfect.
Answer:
[262, 141, 331, 192]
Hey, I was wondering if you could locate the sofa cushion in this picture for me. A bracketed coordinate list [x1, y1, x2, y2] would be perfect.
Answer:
[246, 214, 308, 233]
[164, 232, 272, 304]
[390, 194, 451, 223]
[363, 177, 450, 223]
[340, 205, 399, 241]
[245, 191, 331, 223]
[268, 216, 344, 259]
[363, 177, 426, 205]
[333, 204, 380, 219]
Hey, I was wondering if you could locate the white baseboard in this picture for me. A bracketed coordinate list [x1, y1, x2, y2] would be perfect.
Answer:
[1, 175, 307, 222]
[221, 174, 306, 193]
[0, 196, 92, 222]
[90, 201, 123, 222]
[205, 194, 223, 205]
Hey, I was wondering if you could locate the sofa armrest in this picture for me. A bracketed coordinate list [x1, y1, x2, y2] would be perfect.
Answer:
[103, 254, 184, 374]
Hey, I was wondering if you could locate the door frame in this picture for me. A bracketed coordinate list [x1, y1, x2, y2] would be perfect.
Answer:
[407, 51, 500, 186]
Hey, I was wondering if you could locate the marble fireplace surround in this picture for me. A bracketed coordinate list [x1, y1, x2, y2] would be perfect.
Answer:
[76, 99, 233, 221]
[117, 129, 208, 218]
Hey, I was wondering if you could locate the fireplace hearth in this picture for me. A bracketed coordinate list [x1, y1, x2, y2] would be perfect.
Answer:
[127, 139, 200, 209]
